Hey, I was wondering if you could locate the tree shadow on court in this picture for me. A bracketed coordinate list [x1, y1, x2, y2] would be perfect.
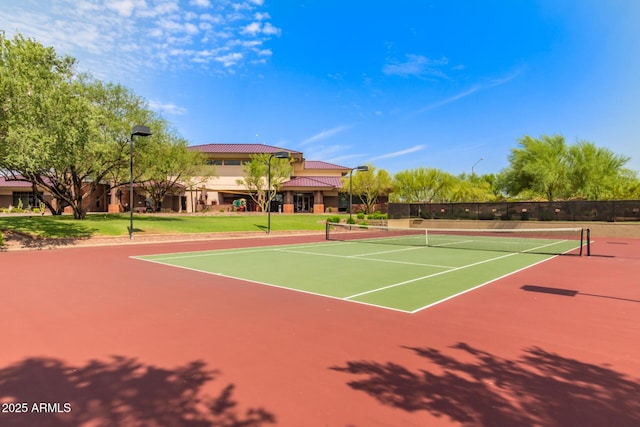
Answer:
[331, 343, 640, 427]
[0, 230, 93, 250]
[0, 356, 275, 426]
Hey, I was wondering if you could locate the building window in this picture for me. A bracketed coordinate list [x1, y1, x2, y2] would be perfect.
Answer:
[12, 192, 42, 209]
[223, 159, 241, 166]
[207, 159, 223, 165]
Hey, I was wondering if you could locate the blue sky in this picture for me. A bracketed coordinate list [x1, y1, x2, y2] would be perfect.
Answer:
[2, 0, 640, 175]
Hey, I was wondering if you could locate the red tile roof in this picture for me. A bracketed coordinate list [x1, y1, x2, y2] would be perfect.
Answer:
[189, 143, 302, 155]
[282, 176, 344, 188]
[303, 160, 350, 170]
[0, 176, 34, 188]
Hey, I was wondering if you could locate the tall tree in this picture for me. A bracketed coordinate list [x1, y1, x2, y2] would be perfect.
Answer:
[1, 33, 91, 217]
[0, 33, 155, 219]
[341, 164, 392, 214]
[390, 168, 455, 203]
[236, 153, 293, 212]
[499, 135, 570, 201]
[449, 175, 495, 202]
[567, 141, 631, 199]
[136, 126, 211, 212]
[499, 135, 636, 201]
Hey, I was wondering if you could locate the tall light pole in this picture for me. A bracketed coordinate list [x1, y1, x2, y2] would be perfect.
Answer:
[129, 125, 152, 240]
[267, 151, 290, 234]
[471, 157, 484, 175]
[349, 165, 369, 223]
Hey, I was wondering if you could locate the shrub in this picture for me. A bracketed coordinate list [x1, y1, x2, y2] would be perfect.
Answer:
[346, 216, 356, 224]
[356, 212, 365, 220]
[367, 212, 388, 220]
[326, 216, 341, 224]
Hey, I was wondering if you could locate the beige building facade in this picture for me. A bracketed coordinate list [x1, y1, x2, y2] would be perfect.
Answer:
[1, 143, 355, 214]
[186, 143, 351, 213]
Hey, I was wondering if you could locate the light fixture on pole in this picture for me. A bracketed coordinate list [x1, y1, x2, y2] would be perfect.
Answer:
[129, 125, 152, 240]
[471, 157, 484, 175]
[349, 165, 369, 223]
[267, 151, 290, 234]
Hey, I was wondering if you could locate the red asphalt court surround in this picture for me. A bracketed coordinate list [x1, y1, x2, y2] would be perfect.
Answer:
[1, 234, 639, 426]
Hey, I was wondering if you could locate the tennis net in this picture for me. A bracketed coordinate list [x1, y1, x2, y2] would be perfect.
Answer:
[326, 222, 589, 256]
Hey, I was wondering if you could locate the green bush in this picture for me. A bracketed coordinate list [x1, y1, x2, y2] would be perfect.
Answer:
[357, 212, 365, 220]
[326, 216, 341, 224]
[367, 212, 388, 220]
[346, 217, 356, 224]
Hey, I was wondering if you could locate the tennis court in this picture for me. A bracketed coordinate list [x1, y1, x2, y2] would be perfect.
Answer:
[133, 223, 588, 313]
[3, 223, 638, 427]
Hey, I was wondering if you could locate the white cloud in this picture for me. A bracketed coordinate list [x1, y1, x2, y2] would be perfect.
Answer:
[105, 0, 139, 17]
[262, 22, 281, 36]
[184, 22, 199, 34]
[148, 100, 188, 116]
[1, 0, 281, 80]
[242, 22, 262, 35]
[300, 125, 351, 145]
[190, 0, 211, 7]
[303, 145, 363, 165]
[369, 145, 426, 161]
[411, 69, 524, 117]
[152, 1, 181, 16]
[216, 52, 243, 67]
[383, 54, 449, 79]
[241, 21, 281, 36]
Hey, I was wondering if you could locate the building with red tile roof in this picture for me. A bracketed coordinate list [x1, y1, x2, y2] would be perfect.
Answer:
[187, 143, 351, 213]
[0, 144, 362, 214]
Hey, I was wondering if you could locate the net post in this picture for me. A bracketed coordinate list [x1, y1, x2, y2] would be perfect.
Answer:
[587, 228, 591, 256]
[579, 228, 584, 256]
[326, 221, 330, 241]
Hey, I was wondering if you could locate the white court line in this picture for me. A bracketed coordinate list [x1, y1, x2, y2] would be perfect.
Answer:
[132, 256, 412, 314]
[409, 255, 561, 314]
[345, 239, 566, 300]
[429, 239, 475, 248]
[131, 238, 576, 315]
[274, 247, 456, 269]
[132, 241, 351, 262]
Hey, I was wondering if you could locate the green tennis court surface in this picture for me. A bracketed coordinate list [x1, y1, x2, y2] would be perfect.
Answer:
[133, 232, 584, 313]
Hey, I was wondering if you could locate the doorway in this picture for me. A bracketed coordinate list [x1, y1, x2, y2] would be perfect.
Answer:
[294, 193, 313, 212]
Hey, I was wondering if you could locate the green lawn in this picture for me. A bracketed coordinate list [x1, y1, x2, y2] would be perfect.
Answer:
[0, 213, 344, 239]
